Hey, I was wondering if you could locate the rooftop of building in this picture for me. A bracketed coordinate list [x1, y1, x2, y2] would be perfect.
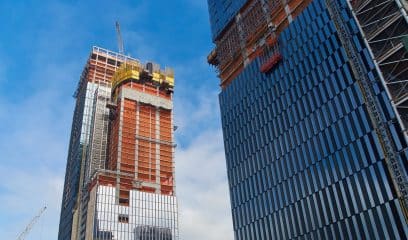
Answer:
[74, 46, 174, 97]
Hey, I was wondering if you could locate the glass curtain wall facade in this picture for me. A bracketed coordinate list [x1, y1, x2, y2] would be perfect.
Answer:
[59, 47, 120, 240]
[86, 185, 178, 240]
[208, 0, 408, 239]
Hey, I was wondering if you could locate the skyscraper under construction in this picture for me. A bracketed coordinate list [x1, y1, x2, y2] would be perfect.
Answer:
[58, 46, 178, 240]
[207, 0, 408, 239]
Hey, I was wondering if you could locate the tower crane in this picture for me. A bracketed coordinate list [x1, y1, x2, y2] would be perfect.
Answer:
[16, 206, 47, 240]
[115, 21, 125, 55]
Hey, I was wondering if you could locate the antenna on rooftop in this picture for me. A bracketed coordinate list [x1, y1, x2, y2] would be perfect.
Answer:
[115, 21, 125, 55]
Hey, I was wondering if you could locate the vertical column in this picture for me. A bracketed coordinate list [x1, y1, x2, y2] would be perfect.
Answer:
[282, 0, 293, 23]
[171, 104, 176, 194]
[116, 94, 124, 202]
[135, 102, 140, 181]
[155, 107, 161, 194]
[260, 0, 272, 22]
[235, 12, 249, 66]
[148, 106, 153, 183]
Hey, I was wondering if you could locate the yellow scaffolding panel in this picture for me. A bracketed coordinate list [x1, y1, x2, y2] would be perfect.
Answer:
[111, 62, 142, 90]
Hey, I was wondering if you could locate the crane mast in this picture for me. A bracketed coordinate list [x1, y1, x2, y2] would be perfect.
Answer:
[115, 21, 125, 55]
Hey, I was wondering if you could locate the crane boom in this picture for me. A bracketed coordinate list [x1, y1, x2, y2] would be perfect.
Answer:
[16, 206, 47, 240]
[115, 21, 125, 55]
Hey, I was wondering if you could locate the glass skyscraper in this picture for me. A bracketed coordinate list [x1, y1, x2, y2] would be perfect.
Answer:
[207, 0, 408, 239]
[58, 47, 121, 240]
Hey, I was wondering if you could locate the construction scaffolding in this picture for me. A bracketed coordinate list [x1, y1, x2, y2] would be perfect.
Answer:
[348, 0, 408, 138]
[111, 63, 174, 96]
[326, 0, 408, 223]
[84, 86, 111, 183]
[209, 0, 313, 88]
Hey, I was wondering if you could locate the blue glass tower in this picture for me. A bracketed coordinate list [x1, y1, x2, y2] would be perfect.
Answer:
[208, 0, 408, 239]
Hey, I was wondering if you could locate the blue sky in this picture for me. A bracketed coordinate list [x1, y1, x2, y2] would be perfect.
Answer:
[0, 0, 233, 239]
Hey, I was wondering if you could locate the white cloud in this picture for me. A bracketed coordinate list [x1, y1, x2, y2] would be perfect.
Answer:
[0, 63, 71, 239]
[174, 88, 220, 133]
[126, 30, 159, 61]
[0, 23, 77, 239]
[0, 167, 63, 240]
[0, 62, 75, 169]
[172, 56, 221, 141]
[173, 85, 233, 239]
[176, 130, 233, 240]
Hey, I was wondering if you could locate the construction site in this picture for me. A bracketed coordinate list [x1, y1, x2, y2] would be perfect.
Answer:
[208, 0, 314, 88]
[10, 0, 402, 239]
[58, 23, 179, 239]
[209, 0, 408, 211]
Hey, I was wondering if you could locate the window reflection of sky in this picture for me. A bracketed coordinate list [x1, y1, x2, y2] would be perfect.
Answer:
[95, 186, 178, 240]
